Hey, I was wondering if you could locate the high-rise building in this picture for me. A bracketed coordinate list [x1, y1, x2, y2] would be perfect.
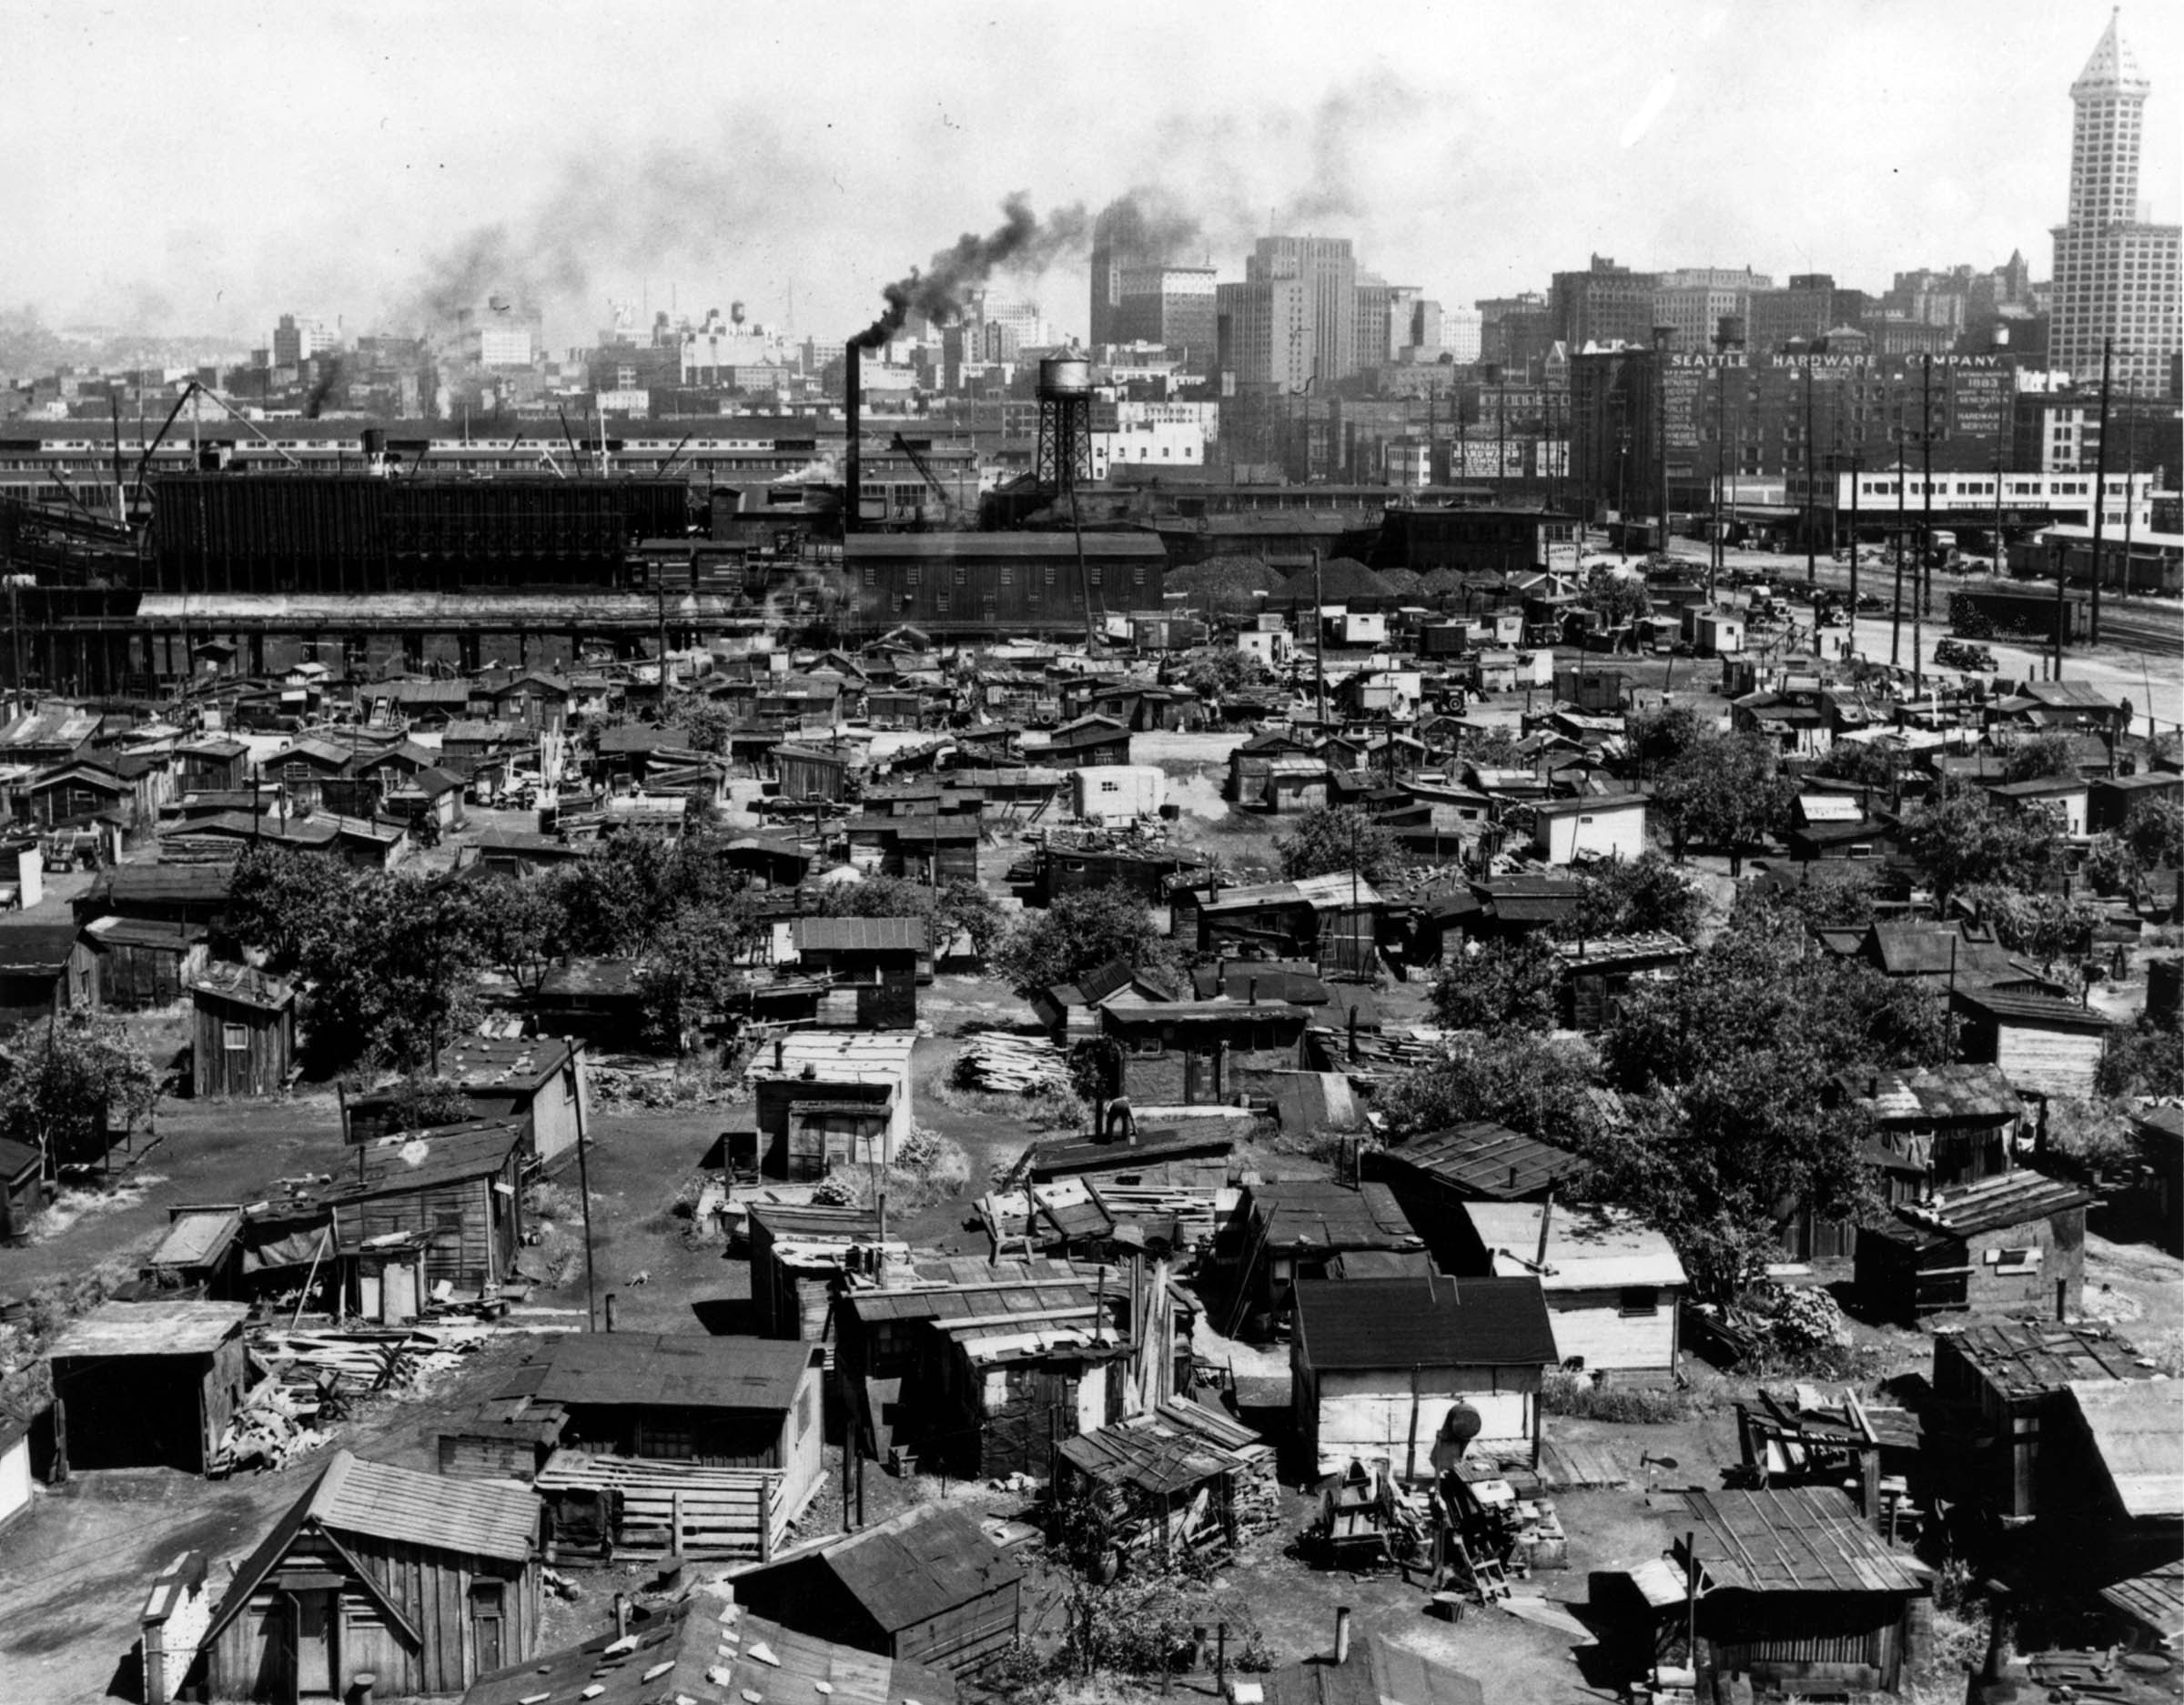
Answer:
[1477, 294, 1552, 375]
[272, 314, 327, 368]
[1114, 266, 1218, 369]
[1248, 236, 1358, 385]
[1090, 198, 1203, 349]
[1442, 307, 1482, 363]
[1216, 277, 1311, 389]
[2050, 11, 2181, 396]
[1550, 256, 1662, 350]
[1747, 275, 1845, 353]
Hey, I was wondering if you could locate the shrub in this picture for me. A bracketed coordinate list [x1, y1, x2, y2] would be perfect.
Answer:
[1540, 1370, 1689, 1424]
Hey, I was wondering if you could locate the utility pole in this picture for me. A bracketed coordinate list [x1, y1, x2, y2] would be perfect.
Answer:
[1915, 354, 1933, 694]
[2118, 406, 2139, 604]
[2088, 336, 2114, 646]
[1654, 326, 1673, 558]
[1803, 355, 1817, 585]
[1891, 384, 1906, 671]
[1311, 548, 1327, 728]
[1711, 356, 1725, 596]
[1846, 450, 1863, 661]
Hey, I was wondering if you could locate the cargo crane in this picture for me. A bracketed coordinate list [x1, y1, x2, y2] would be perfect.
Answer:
[889, 433, 958, 529]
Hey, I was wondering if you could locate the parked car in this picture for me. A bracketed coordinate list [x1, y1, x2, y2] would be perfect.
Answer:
[1935, 638, 1997, 671]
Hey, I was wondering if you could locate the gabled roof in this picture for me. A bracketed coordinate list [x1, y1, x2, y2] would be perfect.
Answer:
[2065, 1377, 2184, 1521]
[521, 1332, 815, 1415]
[1673, 1487, 1926, 1595]
[1293, 1276, 1556, 1369]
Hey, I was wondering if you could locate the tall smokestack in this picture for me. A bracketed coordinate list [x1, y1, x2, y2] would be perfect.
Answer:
[844, 342, 862, 536]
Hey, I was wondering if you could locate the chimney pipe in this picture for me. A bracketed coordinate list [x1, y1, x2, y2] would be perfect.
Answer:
[1534, 1190, 1554, 1269]
[1333, 1606, 1352, 1667]
[613, 1593, 631, 1639]
[844, 341, 862, 536]
[1979, 1581, 2010, 1682]
[1248, 976, 1259, 1007]
[774, 1038, 784, 1070]
[1347, 1004, 1360, 1062]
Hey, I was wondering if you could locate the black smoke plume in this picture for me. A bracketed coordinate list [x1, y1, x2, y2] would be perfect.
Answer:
[852, 193, 1088, 348]
[304, 356, 346, 419]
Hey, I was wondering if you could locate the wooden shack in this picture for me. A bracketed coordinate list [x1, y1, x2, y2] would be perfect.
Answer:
[85, 916, 207, 1010]
[323, 1122, 527, 1300]
[748, 1203, 902, 1345]
[461, 1598, 958, 1705]
[2045, 1378, 2184, 1598]
[749, 1033, 916, 1177]
[1053, 1397, 1280, 1569]
[139, 1205, 247, 1299]
[792, 916, 925, 1029]
[1260, 1629, 1484, 1705]
[189, 964, 297, 1098]
[1291, 1276, 1555, 1479]
[731, 1501, 1023, 1674]
[46, 1299, 251, 1475]
[1214, 1181, 1423, 1335]
[1951, 987, 2112, 1101]
[0, 918, 97, 1030]
[1462, 1203, 1687, 1382]
[1668, 1487, 1932, 1696]
[1855, 1170, 2092, 1322]
[198, 1449, 540, 1701]
[533, 957, 644, 1049]
[1837, 1063, 2021, 1206]
[1932, 1321, 2164, 1521]
[0, 1136, 41, 1245]
[1360, 1123, 1590, 1248]
[346, 1034, 587, 1167]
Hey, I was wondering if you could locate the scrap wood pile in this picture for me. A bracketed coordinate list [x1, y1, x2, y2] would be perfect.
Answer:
[253, 1324, 490, 1397]
[210, 1378, 330, 1478]
[952, 1033, 1073, 1095]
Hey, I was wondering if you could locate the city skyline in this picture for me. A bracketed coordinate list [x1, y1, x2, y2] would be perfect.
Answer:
[5, 0, 2180, 355]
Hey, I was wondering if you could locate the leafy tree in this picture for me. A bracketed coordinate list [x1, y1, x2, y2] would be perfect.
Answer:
[1567, 852, 1705, 943]
[2000, 731, 2084, 784]
[1582, 564, 1651, 629]
[1815, 739, 1904, 792]
[1735, 863, 1881, 931]
[2083, 832, 2138, 896]
[1428, 937, 1560, 1034]
[995, 883, 1174, 996]
[226, 846, 360, 976]
[469, 873, 570, 996]
[671, 700, 734, 755]
[0, 1011, 161, 1174]
[1178, 648, 1264, 702]
[2099, 1012, 2184, 1099]
[1961, 884, 2101, 973]
[1379, 1030, 1605, 1149]
[809, 873, 1006, 964]
[1624, 704, 1710, 781]
[636, 903, 757, 1052]
[1274, 805, 1401, 884]
[379, 1074, 474, 1132]
[1898, 789, 2064, 913]
[1651, 731, 1798, 863]
[1457, 724, 1524, 768]
[2123, 798, 2184, 872]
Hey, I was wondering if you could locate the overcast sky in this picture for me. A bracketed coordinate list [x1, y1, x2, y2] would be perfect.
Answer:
[7, 0, 2179, 350]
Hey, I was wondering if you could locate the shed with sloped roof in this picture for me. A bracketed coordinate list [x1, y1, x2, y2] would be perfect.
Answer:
[46, 1300, 251, 1475]
[199, 1448, 540, 1701]
[1666, 1486, 1932, 1693]
[1291, 1276, 1555, 1478]
[731, 1500, 1023, 1673]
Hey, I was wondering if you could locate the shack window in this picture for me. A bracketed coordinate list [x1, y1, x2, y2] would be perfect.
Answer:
[1618, 1286, 1659, 1317]
[223, 1024, 249, 1052]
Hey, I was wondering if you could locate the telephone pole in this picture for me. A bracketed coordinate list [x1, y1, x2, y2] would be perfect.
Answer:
[2088, 337, 2115, 646]
[1803, 355, 1817, 585]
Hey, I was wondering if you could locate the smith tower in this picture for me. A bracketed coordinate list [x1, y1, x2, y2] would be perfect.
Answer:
[2050, 10, 2181, 397]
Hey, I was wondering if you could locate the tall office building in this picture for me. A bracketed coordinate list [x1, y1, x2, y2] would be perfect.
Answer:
[272, 314, 328, 368]
[2050, 11, 2180, 396]
[1550, 256, 1662, 350]
[1216, 277, 1311, 389]
[1248, 236, 1358, 385]
[1114, 266, 1218, 369]
[1090, 198, 1203, 350]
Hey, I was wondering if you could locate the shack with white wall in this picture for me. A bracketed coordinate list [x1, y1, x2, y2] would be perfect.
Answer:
[1071, 765, 1164, 824]
[1291, 1276, 1554, 1479]
[1461, 1203, 1686, 1382]
[1531, 794, 1649, 865]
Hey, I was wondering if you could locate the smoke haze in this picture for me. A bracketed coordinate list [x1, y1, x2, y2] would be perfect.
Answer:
[852, 194, 1090, 347]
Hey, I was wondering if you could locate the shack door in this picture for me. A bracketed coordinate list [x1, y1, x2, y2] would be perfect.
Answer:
[293, 1589, 337, 1699]
[470, 1581, 506, 1675]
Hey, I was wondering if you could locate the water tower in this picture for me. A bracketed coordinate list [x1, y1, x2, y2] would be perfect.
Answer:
[1035, 356, 1095, 494]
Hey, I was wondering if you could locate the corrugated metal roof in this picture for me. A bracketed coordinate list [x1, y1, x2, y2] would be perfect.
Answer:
[50, 1299, 248, 1357]
[793, 916, 928, 953]
[2067, 1378, 2184, 1520]
[1056, 1397, 1272, 1496]
[1380, 1123, 1584, 1199]
[524, 1333, 814, 1415]
[1674, 1487, 1926, 1595]
[1893, 1171, 2092, 1240]
[844, 531, 1166, 560]
[1294, 1276, 1555, 1369]
[1262, 1633, 1484, 1705]
[313, 1448, 537, 1561]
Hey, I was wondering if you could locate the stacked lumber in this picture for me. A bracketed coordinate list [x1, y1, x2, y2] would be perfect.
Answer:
[253, 1325, 486, 1395]
[533, 1449, 788, 1561]
[955, 1033, 1073, 1095]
